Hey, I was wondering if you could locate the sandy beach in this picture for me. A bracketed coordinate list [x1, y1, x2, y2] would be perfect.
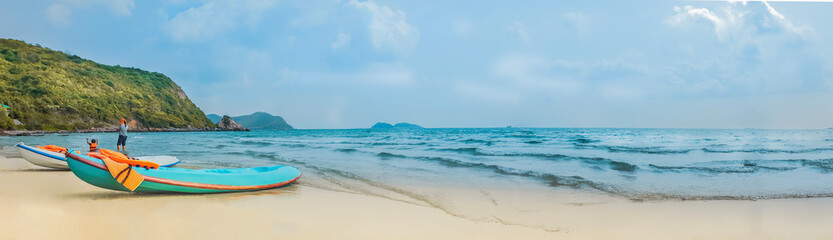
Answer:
[2, 155, 833, 239]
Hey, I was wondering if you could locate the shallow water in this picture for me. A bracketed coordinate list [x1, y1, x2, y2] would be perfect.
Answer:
[3, 128, 833, 201]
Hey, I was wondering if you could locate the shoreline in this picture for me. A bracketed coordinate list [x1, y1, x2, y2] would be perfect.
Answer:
[4, 155, 833, 239]
[0, 155, 558, 239]
[0, 128, 249, 136]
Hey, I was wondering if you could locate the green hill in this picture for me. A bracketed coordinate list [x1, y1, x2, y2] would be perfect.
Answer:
[0, 38, 214, 130]
[207, 112, 293, 130]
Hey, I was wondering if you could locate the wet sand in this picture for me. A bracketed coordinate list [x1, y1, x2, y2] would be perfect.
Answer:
[2, 155, 833, 239]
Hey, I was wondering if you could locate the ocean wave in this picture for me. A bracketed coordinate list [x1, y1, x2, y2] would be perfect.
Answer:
[131, 135, 833, 201]
[436, 147, 491, 156]
[409, 155, 622, 193]
[509, 134, 541, 139]
[372, 151, 617, 191]
[459, 138, 493, 145]
[525, 140, 543, 144]
[569, 138, 600, 144]
[605, 146, 692, 154]
[365, 142, 428, 146]
[626, 192, 833, 201]
[574, 144, 693, 154]
[335, 148, 358, 153]
[238, 140, 273, 146]
[647, 164, 794, 174]
[799, 159, 833, 172]
[648, 158, 833, 174]
[432, 147, 638, 173]
[701, 147, 833, 154]
[379, 151, 636, 189]
[377, 152, 408, 159]
[278, 143, 309, 148]
[608, 161, 638, 172]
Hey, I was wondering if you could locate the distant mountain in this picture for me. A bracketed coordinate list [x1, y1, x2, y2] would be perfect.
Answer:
[207, 112, 293, 130]
[371, 122, 423, 129]
[206, 114, 222, 123]
[393, 123, 423, 129]
[371, 122, 394, 129]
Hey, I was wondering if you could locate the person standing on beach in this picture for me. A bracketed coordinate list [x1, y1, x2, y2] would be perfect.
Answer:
[117, 118, 128, 151]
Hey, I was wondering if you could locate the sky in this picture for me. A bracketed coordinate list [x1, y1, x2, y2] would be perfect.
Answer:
[1, 0, 833, 129]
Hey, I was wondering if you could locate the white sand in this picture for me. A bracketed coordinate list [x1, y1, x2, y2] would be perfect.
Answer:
[2, 155, 833, 239]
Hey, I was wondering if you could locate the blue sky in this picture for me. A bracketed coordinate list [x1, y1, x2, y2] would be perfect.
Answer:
[2, 0, 833, 129]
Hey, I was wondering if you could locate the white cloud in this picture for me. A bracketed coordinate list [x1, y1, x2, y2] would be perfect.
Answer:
[666, 1, 814, 40]
[46, 4, 72, 26]
[330, 31, 351, 50]
[760, 1, 813, 37]
[348, 0, 419, 54]
[666, 6, 732, 39]
[167, 0, 277, 42]
[663, 1, 826, 94]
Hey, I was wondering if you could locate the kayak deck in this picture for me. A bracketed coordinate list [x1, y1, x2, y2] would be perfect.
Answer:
[65, 151, 301, 193]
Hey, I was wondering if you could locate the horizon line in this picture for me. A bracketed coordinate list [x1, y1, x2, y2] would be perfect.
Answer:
[283, 126, 833, 131]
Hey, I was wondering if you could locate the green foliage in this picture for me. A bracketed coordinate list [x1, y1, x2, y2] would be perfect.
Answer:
[0, 38, 215, 130]
[0, 114, 13, 129]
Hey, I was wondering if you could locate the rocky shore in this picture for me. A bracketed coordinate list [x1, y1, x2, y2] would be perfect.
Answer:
[0, 127, 249, 136]
[1, 115, 254, 136]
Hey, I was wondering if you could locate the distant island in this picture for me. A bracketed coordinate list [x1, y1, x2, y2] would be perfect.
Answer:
[207, 112, 293, 130]
[0, 39, 215, 132]
[371, 122, 424, 129]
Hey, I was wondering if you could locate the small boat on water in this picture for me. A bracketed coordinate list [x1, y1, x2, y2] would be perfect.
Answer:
[15, 143, 181, 170]
[65, 150, 301, 193]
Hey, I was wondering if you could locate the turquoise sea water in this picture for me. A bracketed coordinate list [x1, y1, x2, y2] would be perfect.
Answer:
[3, 128, 833, 201]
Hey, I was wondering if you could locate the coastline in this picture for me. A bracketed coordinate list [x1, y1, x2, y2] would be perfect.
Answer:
[0, 155, 556, 239]
[4, 155, 833, 239]
[0, 128, 250, 136]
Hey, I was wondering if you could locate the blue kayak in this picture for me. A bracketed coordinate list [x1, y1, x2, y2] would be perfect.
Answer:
[65, 151, 301, 193]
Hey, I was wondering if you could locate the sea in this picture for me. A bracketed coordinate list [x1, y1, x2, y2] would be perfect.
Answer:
[3, 128, 833, 228]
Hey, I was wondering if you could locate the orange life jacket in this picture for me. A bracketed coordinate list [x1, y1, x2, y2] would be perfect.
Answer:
[37, 145, 68, 154]
[89, 149, 160, 169]
[89, 142, 98, 151]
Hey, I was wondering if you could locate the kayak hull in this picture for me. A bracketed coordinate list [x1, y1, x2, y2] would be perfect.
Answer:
[65, 151, 301, 193]
[16, 143, 69, 170]
[14, 143, 180, 169]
